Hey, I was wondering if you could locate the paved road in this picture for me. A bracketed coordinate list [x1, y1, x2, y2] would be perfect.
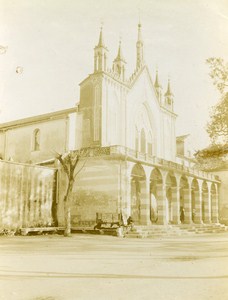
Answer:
[0, 233, 228, 300]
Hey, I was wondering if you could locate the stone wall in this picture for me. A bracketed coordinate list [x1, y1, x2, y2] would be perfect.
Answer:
[0, 160, 57, 231]
[57, 157, 120, 226]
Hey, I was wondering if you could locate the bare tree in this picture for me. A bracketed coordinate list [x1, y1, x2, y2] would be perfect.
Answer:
[55, 149, 89, 236]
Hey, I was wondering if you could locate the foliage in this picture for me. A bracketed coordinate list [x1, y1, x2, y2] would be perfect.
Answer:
[206, 58, 228, 93]
[195, 143, 228, 158]
[206, 94, 228, 144]
[194, 143, 228, 171]
[206, 58, 228, 144]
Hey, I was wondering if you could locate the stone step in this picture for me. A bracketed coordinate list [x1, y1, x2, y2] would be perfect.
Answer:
[124, 223, 228, 238]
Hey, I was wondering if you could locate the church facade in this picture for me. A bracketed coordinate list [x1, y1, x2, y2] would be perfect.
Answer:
[63, 24, 220, 226]
[0, 24, 220, 227]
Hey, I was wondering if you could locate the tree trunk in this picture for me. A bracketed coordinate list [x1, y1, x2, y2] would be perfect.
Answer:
[63, 182, 74, 237]
[64, 201, 71, 237]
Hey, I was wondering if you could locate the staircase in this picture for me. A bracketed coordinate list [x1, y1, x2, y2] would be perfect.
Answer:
[124, 223, 228, 238]
[175, 223, 228, 234]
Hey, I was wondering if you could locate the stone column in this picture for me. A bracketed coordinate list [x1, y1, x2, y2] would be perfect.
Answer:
[139, 177, 151, 225]
[194, 189, 203, 224]
[211, 192, 219, 223]
[156, 183, 167, 225]
[203, 192, 211, 223]
[124, 176, 132, 219]
[171, 186, 181, 224]
[183, 188, 192, 224]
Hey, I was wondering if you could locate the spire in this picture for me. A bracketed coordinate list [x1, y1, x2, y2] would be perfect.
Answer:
[113, 39, 126, 81]
[164, 78, 174, 110]
[94, 25, 108, 73]
[154, 69, 162, 102]
[154, 70, 160, 88]
[165, 78, 173, 97]
[114, 40, 126, 62]
[98, 25, 105, 47]
[136, 22, 144, 69]
[137, 22, 143, 42]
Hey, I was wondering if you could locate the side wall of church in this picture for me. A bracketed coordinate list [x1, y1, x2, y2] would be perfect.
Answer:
[1, 118, 70, 163]
[57, 157, 120, 226]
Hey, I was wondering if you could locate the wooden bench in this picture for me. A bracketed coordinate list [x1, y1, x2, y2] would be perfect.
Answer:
[94, 213, 123, 230]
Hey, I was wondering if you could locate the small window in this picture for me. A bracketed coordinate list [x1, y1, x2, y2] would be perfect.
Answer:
[135, 127, 139, 151]
[33, 129, 40, 151]
[140, 129, 146, 153]
[148, 143, 152, 155]
[147, 131, 153, 155]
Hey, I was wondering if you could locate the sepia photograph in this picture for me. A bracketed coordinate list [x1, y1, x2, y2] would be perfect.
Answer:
[0, 1, 228, 299]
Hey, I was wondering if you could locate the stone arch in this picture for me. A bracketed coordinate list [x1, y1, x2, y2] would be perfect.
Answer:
[149, 168, 163, 223]
[179, 175, 190, 224]
[191, 178, 199, 223]
[180, 175, 189, 208]
[211, 183, 218, 223]
[165, 173, 177, 224]
[131, 164, 146, 224]
[202, 181, 209, 223]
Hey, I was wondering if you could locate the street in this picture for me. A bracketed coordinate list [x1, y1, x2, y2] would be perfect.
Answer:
[0, 233, 228, 300]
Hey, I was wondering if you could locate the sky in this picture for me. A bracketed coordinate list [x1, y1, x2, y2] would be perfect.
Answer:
[0, 0, 228, 151]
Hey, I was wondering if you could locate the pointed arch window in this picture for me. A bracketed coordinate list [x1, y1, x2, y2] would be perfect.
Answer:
[33, 129, 40, 151]
[135, 127, 139, 151]
[148, 131, 153, 155]
[140, 129, 146, 153]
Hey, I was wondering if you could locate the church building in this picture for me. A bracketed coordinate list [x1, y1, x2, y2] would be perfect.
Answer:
[0, 23, 220, 227]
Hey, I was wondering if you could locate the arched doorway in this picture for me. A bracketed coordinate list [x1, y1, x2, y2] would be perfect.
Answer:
[191, 179, 199, 223]
[202, 181, 209, 223]
[165, 173, 177, 224]
[211, 183, 218, 223]
[180, 176, 189, 223]
[150, 168, 163, 224]
[131, 164, 146, 224]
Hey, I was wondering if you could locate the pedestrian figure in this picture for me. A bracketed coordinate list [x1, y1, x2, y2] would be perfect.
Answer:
[94, 219, 103, 230]
[180, 207, 185, 223]
[192, 208, 196, 223]
[127, 216, 134, 230]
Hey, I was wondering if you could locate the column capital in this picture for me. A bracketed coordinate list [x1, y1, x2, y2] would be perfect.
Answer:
[143, 165, 154, 179]
[156, 183, 166, 190]
[186, 176, 194, 186]
[159, 169, 169, 183]
[171, 186, 179, 192]
[173, 172, 182, 186]
[197, 179, 204, 191]
[207, 181, 212, 191]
